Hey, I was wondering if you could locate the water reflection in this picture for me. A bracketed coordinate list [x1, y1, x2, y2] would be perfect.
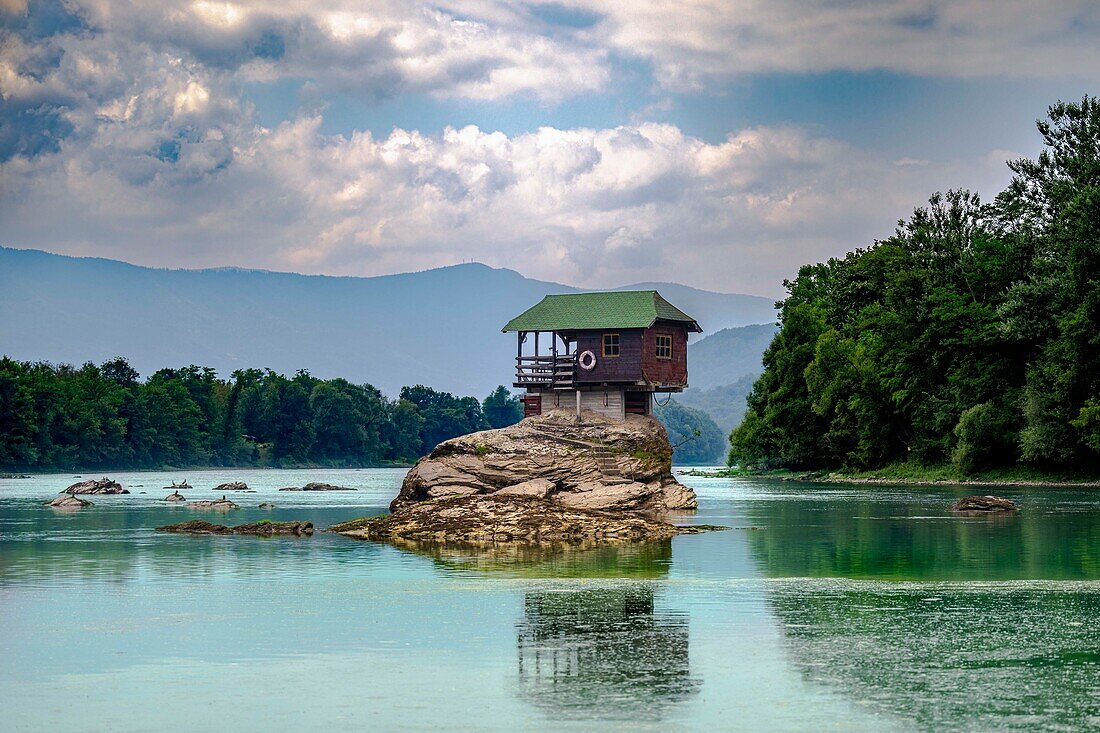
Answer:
[764, 582, 1100, 732]
[515, 584, 698, 721]
[738, 487, 1100, 730]
[744, 487, 1100, 580]
[380, 538, 701, 721]
[0, 501, 387, 586]
[383, 537, 673, 578]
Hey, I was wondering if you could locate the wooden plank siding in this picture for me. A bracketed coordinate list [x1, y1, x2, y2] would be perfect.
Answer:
[572, 322, 688, 390]
[574, 328, 644, 384]
[641, 322, 688, 388]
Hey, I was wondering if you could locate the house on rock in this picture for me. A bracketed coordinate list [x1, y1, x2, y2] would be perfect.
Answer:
[503, 291, 702, 421]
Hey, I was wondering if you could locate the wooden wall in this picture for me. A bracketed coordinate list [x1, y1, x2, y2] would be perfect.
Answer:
[574, 329, 643, 383]
[534, 389, 625, 420]
[572, 322, 689, 389]
[641, 322, 688, 387]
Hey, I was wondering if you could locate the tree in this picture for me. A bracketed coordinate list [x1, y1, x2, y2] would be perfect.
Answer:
[729, 97, 1100, 476]
[653, 399, 726, 464]
[482, 386, 523, 429]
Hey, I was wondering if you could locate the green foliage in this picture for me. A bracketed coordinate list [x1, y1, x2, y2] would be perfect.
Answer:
[0, 357, 496, 470]
[482, 385, 523, 429]
[731, 96, 1100, 474]
[951, 402, 1016, 475]
[398, 385, 489, 457]
[652, 399, 726, 464]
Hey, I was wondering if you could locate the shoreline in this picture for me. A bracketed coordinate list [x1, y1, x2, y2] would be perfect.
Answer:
[0, 464, 415, 477]
[678, 468, 1100, 488]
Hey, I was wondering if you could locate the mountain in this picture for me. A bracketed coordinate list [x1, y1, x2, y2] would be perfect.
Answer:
[0, 247, 776, 397]
[686, 323, 779, 391]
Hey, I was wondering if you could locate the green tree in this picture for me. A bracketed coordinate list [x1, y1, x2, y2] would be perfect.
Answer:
[482, 386, 523, 429]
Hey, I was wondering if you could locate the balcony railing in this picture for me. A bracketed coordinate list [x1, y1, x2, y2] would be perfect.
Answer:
[515, 354, 575, 389]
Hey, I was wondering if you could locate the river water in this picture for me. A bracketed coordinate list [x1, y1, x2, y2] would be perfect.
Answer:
[1, 469, 1098, 732]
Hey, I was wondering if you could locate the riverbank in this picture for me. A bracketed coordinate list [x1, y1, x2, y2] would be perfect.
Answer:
[680, 464, 1100, 487]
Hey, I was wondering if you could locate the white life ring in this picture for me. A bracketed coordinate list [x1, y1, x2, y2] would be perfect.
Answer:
[578, 350, 597, 370]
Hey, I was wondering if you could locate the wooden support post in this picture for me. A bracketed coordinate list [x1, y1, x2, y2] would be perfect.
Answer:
[575, 389, 581, 420]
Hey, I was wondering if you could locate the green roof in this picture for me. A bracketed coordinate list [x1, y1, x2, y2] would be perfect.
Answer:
[502, 290, 701, 332]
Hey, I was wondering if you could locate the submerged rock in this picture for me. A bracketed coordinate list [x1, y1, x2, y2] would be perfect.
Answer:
[392, 410, 697, 513]
[279, 482, 357, 492]
[156, 519, 314, 536]
[46, 494, 93, 508]
[164, 491, 186, 502]
[950, 495, 1019, 513]
[1, 473, 31, 479]
[186, 496, 239, 511]
[258, 502, 276, 509]
[213, 481, 250, 492]
[64, 477, 128, 495]
[331, 494, 721, 544]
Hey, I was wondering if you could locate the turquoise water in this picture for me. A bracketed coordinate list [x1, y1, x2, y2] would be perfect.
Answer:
[2, 469, 1099, 731]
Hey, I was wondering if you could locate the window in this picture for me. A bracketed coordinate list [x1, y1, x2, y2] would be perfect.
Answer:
[602, 333, 620, 357]
[655, 334, 672, 359]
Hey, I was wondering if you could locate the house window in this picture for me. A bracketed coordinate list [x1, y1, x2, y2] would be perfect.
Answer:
[655, 334, 673, 359]
[603, 333, 620, 357]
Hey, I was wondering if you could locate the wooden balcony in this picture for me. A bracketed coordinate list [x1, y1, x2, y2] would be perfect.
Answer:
[514, 354, 576, 390]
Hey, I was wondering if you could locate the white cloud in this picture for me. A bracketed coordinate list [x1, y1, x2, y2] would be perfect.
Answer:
[0, 96, 1012, 294]
[569, 0, 1100, 87]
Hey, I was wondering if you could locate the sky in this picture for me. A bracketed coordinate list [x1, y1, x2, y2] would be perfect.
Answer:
[0, 1, 1096, 296]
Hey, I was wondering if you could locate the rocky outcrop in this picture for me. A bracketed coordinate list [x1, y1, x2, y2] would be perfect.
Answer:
[64, 477, 128, 494]
[213, 481, 250, 492]
[332, 494, 720, 544]
[164, 491, 186, 502]
[165, 480, 191, 489]
[951, 495, 1019, 513]
[186, 496, 239, 510]
[279, 482, 357, 492]
[391, 410, 697, 513]
[157, 520, 314, 536]
[47, 494, 93, 508]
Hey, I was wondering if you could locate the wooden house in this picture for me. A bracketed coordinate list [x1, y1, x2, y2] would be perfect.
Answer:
[502, 291, 702, 420]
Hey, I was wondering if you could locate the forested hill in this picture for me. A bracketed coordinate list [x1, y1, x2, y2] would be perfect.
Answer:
[731, 97, 1100, 476]
[0, 249, 775, 397]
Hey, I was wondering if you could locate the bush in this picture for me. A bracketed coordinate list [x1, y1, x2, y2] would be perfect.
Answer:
[951, 402, 1016, 475]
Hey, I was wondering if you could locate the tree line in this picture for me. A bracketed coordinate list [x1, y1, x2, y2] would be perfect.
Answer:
[730, 97, 1100, 475]
[0, 357, 523, 470]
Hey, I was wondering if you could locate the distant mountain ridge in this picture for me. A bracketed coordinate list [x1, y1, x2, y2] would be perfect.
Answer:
[0, 247, 776, 397]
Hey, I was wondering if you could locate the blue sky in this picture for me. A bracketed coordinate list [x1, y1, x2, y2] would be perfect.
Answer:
[0, 0, 1096, 295]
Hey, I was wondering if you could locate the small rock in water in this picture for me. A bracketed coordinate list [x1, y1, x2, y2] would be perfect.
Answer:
[213, 481, 250, 492]
[46, 494, 94, 508]
[63, 477, 128, 495]
[279, 482, 357, 492]
[156, 520, 314, 536]
[186, 495, 240, 511]
[164, 491, 186, 502]
[258, 502, 276, 509]
[950, 495, 1019, 513]
[0, 473, 32, 479]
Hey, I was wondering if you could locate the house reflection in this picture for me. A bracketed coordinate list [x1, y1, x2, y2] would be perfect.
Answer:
[513, 545, 699, 720]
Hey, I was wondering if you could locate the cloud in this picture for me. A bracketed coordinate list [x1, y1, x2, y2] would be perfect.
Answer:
[0, 93, 1009, 294]
[570, 0, 1100, 88]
